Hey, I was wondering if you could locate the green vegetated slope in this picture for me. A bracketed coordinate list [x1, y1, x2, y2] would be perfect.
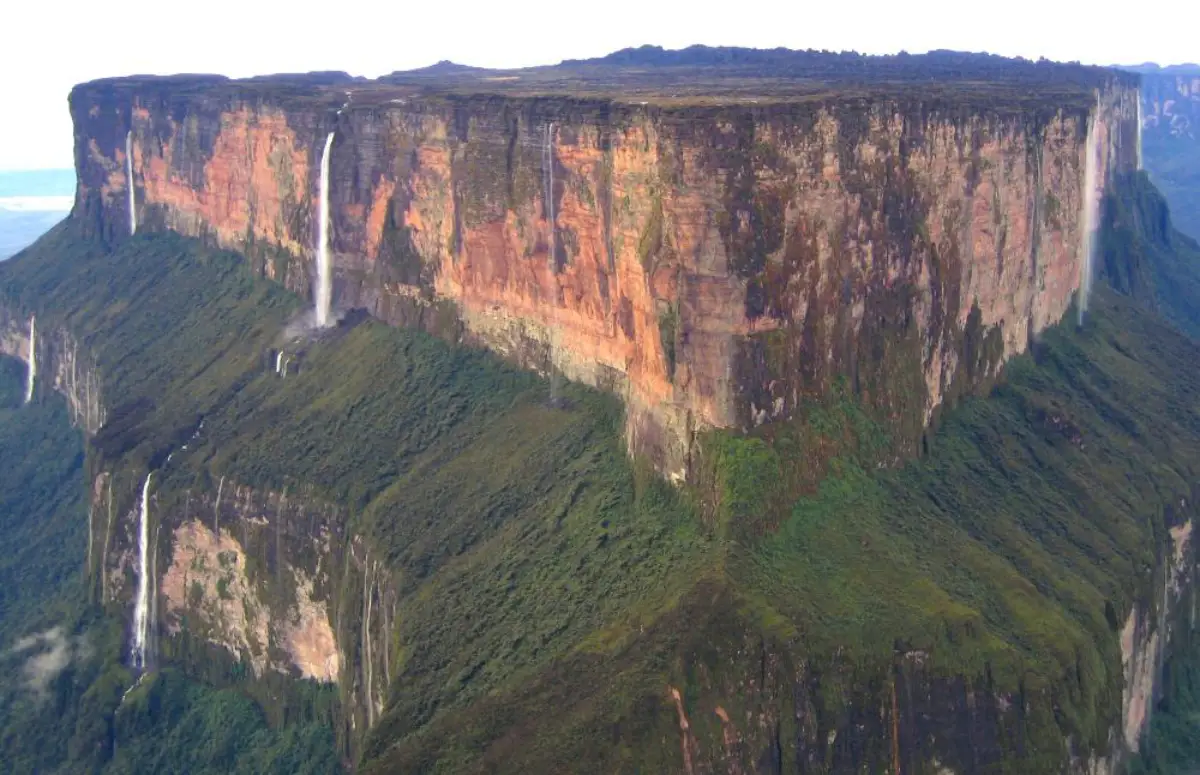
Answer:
[1127, 623, 1200, 775]
[0, 222, 714, 770]
[1110, 172, 1200, 775]
[364, 291, 1200, 774]
[0, 231, 341, 774]
[364, 175, 1200, 773]
[3, 168, 1200, 773]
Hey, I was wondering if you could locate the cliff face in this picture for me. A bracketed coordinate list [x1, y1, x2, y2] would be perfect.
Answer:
[0, 307, 106, 433]
[88, 469, 347, 685]
[69, 75, 1138, 476]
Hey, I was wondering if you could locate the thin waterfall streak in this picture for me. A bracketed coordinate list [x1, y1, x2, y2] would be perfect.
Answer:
[275, 351, 283, 374]
[131, 474, 152, 670]
[102, 478, 114, 602]
[150, 521, 160, 667]
[315, 132, 336, 327]
[544, 123, 555, 270]
[214, 475, 224, 537]
[24, 315, 35, 404]
[1079, 104, 1100, 326]
[86, 502, 94, 576]
[382, 597, 391, 687]
[1136, 93, 1144, 171]
[362, 559, 373, 726]
[126, 131, 137, 235]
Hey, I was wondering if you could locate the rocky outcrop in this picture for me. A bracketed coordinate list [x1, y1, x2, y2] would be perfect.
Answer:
[90, 471, 345, 684]
[69, 64, 1139, 476]
[1119, 517, 1195, 756]
[341, 540, 399, 740]
[640, 523, 1196, 775]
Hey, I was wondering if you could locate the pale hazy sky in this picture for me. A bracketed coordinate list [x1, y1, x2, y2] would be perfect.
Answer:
[2, 0, 1193, 171]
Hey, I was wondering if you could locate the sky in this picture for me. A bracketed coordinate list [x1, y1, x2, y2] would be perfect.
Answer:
[2, 0, 1194, 171]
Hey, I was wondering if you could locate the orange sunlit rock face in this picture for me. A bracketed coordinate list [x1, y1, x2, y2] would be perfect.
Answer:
[139, 108, 310, 259]
[71, 83, 1139, 475]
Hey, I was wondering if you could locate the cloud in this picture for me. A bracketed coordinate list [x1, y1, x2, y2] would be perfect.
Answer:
[5, 626, 88, 700]
[0, 196, 74, 212]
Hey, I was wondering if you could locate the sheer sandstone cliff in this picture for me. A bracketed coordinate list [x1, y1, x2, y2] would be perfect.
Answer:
[69, 73, 1138, 477]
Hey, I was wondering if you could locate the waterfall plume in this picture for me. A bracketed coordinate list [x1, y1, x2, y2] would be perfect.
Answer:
[315, 132, 336, 328]
[1078, 106, 1100, 326]
[126, 131, 137, 235]
[131, 473, 152, 670]
[24, 315, 35, 404]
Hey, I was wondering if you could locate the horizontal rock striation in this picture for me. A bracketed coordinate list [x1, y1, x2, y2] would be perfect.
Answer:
[69, 62, 1139, 475]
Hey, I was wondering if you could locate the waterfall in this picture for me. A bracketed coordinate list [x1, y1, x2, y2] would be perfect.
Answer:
[315, 132, 336, 328]
[1136, 94, 1144, 171]
[24, 315, 35, 404]
[126, 131, 137, 235]
[1078, 107, 1100, 326]
[214, 475, 224, 537]
[543, 123, 555, 269]
[275, 351, 283, 374]
[131, 473, 152, 670]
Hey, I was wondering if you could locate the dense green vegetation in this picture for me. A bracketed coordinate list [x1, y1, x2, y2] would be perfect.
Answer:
[1102, 169, 1200, 775]
[2, 163, 1200, 773]
[1, 224, 302, 475]
[0, 357, 87, 641]
[106, 669, 339, 774]
[365, 174, 1200, 771]
[0, 231, 342, 773]
[1, 222, 712, 770]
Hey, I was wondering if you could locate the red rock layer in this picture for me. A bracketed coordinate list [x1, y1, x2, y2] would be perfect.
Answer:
[71, 86, 1139, 475]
